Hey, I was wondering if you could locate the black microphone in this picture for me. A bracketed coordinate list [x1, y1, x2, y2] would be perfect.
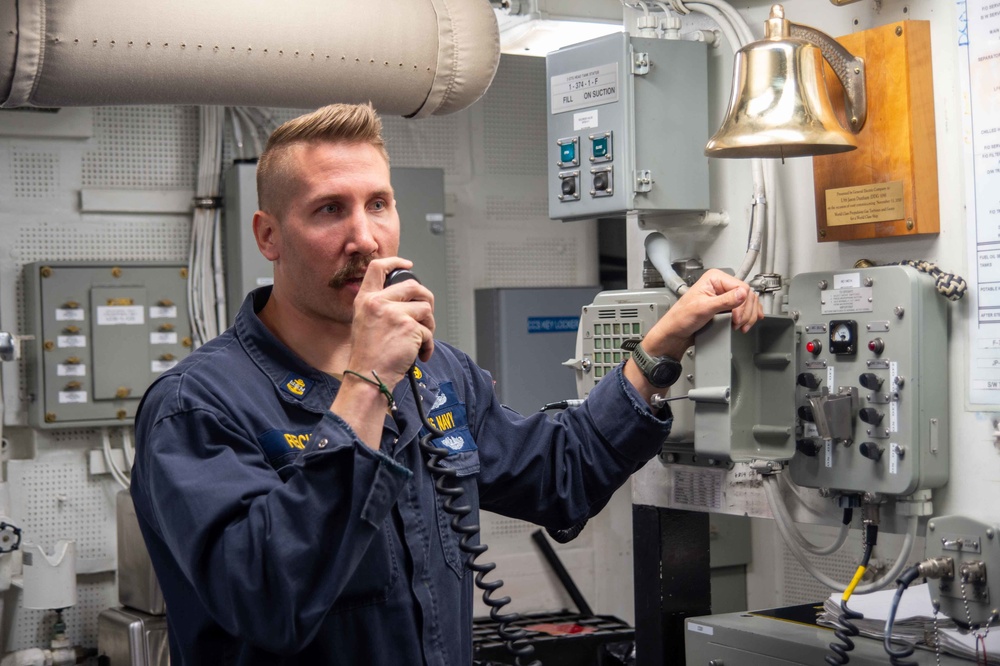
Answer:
[384, 268, 419, 288]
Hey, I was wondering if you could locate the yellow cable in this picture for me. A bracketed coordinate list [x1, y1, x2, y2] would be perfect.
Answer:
[842, 565, 866, 601]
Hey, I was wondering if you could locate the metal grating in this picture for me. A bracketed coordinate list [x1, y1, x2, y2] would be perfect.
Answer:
[11, 150, 60, 198]
[484, 238, 579, 287]
[82, 106, 199, 189]
[483, 55, 548, 176]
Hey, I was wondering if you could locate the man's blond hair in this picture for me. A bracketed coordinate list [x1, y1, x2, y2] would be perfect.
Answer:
[256, 103, 389, 215]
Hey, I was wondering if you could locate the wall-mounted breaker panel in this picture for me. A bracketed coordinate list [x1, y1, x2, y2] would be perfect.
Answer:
[546, 32, 709, 221]
[788, 265, 948, 496]
[24, 262, 192, 428]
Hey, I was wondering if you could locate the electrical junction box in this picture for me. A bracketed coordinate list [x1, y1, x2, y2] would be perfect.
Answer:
[23, 262, 192, 428]
[546, 32, 709, 221]
[788, 265, 949, 496]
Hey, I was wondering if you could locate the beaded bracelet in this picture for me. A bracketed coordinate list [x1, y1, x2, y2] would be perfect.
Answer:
[343, 370, 395, 411]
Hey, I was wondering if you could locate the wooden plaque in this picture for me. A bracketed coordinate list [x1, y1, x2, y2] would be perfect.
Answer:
[813, 20, 939, 242]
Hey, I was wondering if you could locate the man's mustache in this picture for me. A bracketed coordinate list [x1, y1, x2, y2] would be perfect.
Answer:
[328, 255, 375, 288]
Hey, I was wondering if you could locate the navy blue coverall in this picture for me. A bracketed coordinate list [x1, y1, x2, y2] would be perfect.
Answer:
[130, 287, 672, 665]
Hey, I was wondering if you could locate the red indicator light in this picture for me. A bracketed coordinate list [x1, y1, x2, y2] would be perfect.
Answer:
[805, 340, 821, 355]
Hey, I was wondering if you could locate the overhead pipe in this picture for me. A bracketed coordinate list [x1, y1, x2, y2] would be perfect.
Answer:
[1, 0, 499, 117]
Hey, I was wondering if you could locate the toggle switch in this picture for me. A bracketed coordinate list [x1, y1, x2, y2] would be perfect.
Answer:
[859, 408, 883, 425]
[797, 406, 815, 422]
[858, 373, 883, 391]
[859, 441, 883, 461]
[796, 440, 820, 457]
[797, 372, 821, 389]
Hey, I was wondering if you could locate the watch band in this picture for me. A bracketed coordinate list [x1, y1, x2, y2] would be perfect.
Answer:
[621, 338, 682, 388]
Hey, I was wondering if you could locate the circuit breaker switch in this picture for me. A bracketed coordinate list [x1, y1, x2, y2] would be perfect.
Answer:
[63, 325, 81, 335]
[64, 356, 81, 365]
[62, 301, 80, 309]
[859, 408, 883, 425]
[858, 373, 883, 390]
[859, 441, 883, 461]
[796, 372, 820, 389]
[159, 353, 176, 362]
[115, 387, 132, 399]
[64, 381, 82, 391]
[158, 323, 175, 332]
[868, 337, 885, 354]
[157, 299, 174, 307]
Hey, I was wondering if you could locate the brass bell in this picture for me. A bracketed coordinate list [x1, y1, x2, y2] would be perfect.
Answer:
[705, 4, 865, 159]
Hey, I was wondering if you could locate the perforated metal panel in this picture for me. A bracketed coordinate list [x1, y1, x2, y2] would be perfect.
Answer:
[483, 56, 547, 176]
[485, 237, 581, 287]
[82, 106, 198, 189]
[11, 150, 61, 198]
[8, 452, 117, 568]
[485, 196, 549, 222]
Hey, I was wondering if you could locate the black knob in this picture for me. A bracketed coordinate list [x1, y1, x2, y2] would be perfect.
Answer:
[859, 407, 883, 425]
[593, 172, 609, 191]
[797, 373, 821, 389]
[859, 441, 883, 461]
[858, 373, 883, 390]
[796, 440, 819, 457]
[561, 178, 576, 196]
[797, 406, 815, 422]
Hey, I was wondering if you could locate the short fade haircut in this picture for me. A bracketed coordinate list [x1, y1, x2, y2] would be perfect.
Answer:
[255, 102, 390, 215]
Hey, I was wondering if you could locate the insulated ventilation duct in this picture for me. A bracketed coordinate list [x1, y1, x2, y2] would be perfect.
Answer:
[0, 0, 499, 117]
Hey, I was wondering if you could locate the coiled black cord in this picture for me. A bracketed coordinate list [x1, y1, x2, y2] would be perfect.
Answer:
[407, 370, 540, 666]
[826, 524, 878, 665]
[883, 564, 923, 666]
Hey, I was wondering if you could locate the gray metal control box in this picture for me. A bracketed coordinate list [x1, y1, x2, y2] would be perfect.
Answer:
[23, 262, 192, 428]
[788, 266, 949, 496]
[546, 33, 709, 220]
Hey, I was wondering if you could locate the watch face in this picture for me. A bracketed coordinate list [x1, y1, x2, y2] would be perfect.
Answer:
[649, 359, 682, 388]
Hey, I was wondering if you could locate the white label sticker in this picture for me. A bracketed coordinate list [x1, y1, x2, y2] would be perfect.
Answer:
[827, 366, 836, 390]
[58, 390, 88, 404]
[890, 444, 899, 474]
[150, 306, 177, 319]
[669, 467, 724, 510]
[151, 359, 179, 373]
[57, 364, 86, 377]
[55, 308, 85, 321]
[256, 277, 274, 286]
[889, 361, 899, 433]
[150, 332, 178, 345]
[550, 62, 619, 114]
[97, 305, 145, 326]
[804, 422, 819, 438]
[573, 109, 599, 131]
[688, 622, 714, 636]
[834, 272, 861, 289]
[825, 440, 833, 468]
[57, 335, 86, 348]
[821, 287, 874, 314]
[426, 213, 445, 223]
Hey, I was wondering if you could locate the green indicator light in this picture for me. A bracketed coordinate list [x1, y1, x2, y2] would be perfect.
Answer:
[592, 136, 608, 158]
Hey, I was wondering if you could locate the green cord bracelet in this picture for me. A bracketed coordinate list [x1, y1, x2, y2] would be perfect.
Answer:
[343, 369, 395, 411]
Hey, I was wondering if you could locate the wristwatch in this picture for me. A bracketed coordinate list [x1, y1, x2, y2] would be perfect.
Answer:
[620, 338, 682, 388]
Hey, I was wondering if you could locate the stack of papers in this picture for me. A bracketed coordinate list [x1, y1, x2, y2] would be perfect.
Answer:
[816, 583, 1000, 663]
